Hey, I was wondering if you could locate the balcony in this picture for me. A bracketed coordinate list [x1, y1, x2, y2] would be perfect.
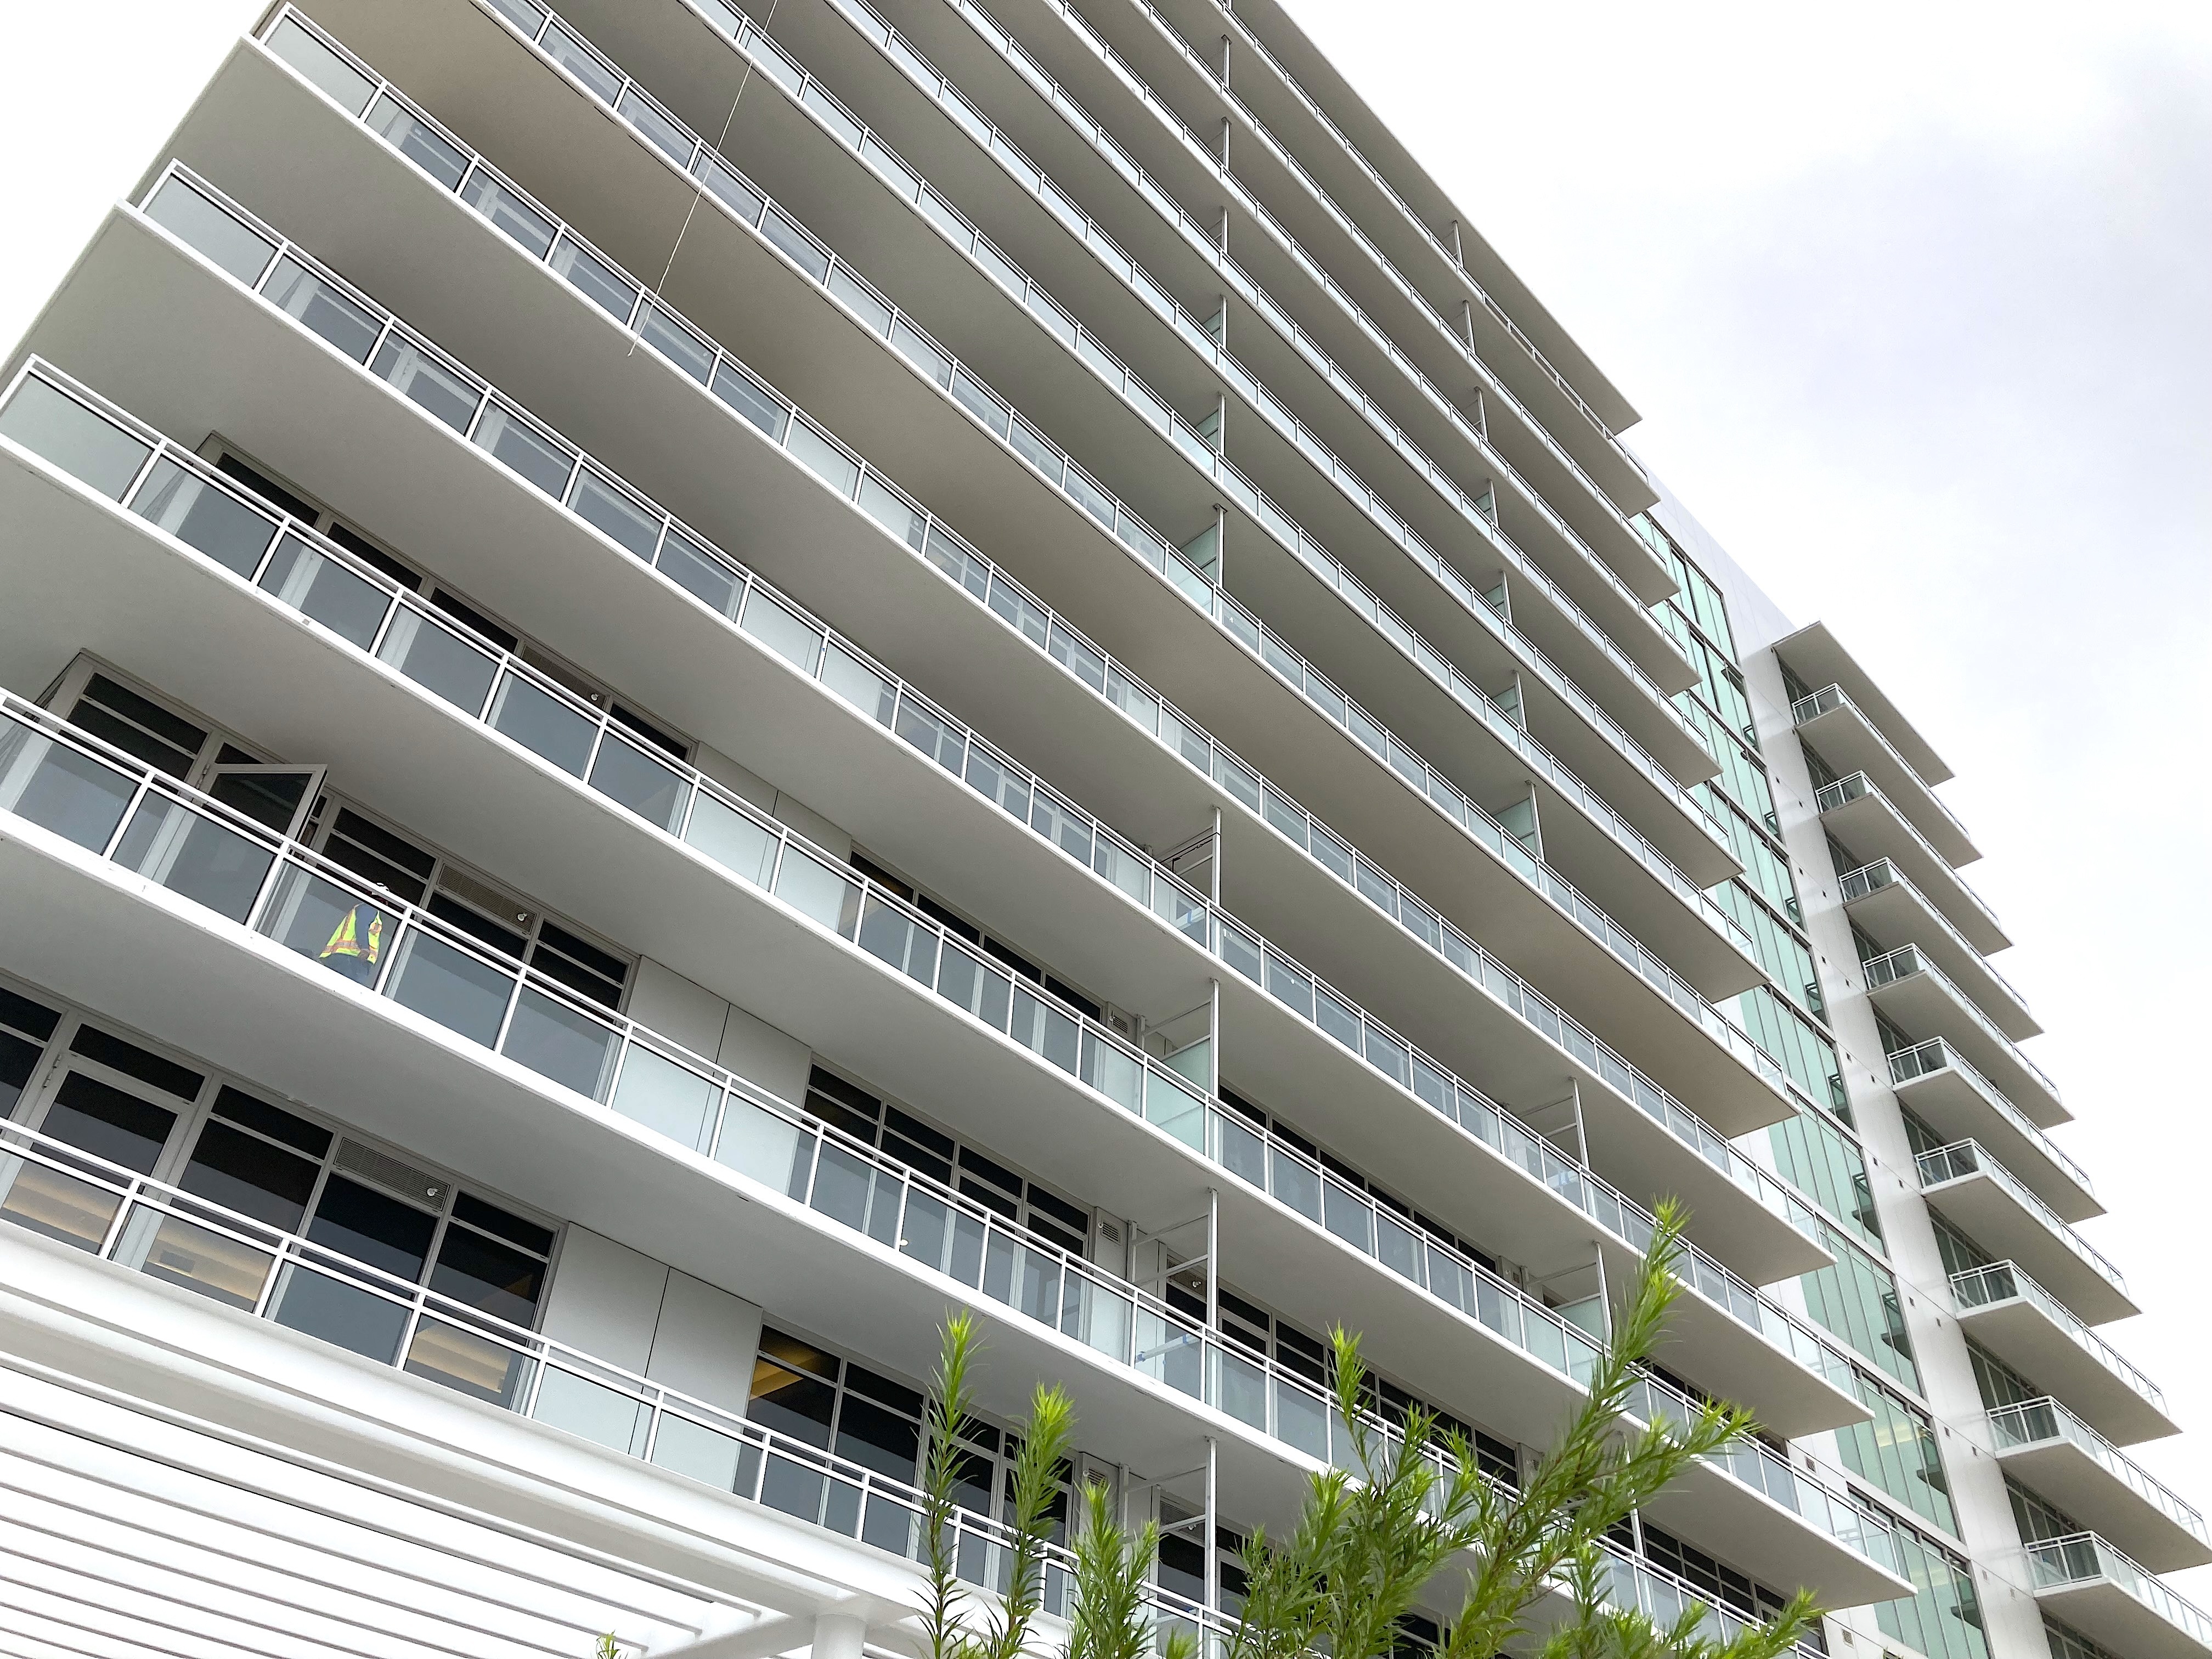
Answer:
[1950, 1265, 2175, 1446]
[1862, 945, 2065, 1126]
[1839, 860, 2034, 1040]
[0, 772, 1905, 1604]
[1915, 1142, 2132, 1324]
[2028, 1534, 2212, 1659]
[1989, 1400, 2211, 1571]
[1888, 1040, 2096, 1222]
[1792, 686, 1975, 866]
[195, 1, 1754, 955]
[0, 184, 1815, 1283]
[1773, 622, 1953, 783]
[1815, 772, 2007, 954]
[884, 0, 1665, 588]
[0, 1103, 1865, 1649]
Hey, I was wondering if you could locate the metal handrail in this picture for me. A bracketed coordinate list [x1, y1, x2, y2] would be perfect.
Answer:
[5, 344, 1837, 1353]
[1988, 1400, 2207, 1544]
[1912, 1142, 2124, 1295]
[2025, 1533, 2212, 1645]
[1948, 1265, 2163, 1409]
[1813, 772, 2002, 936]
[1862, 947, 2060, 1105]
[1791, 686, 1967, 839]
[1886, 1039, 2089, 1195]
[0, 1110, 1821, 1651]
[1838, 860, 2029, 1014]
[457, 0, 1723, 834]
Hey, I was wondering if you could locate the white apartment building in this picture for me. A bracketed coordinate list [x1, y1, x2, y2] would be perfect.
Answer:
[0, 4, 2192, 1658]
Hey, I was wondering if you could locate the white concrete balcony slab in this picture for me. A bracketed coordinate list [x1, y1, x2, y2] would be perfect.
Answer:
[1915, 1142, 2132, 1324]
[1771, 621, 1953, 786]
[1950, 1265, 2175, 1447]
[1816, 772, 2008, 955]
[1793, 685, 1975, 866]
[1840, 859, 2035, 1041]
[0, 806, 1902, 1603]
[153, 4, 1754, 990]
[2028, 1533, 2212, 1659]
[0, 1131, 1860, 1651]
[1990, 1401, 2211, 1572]
[1887, 1040, 2096, 1223]
[1863, 945, 2065, 1126]
[283, 0, 1730, 873]
[0, 184, 1815, 1283]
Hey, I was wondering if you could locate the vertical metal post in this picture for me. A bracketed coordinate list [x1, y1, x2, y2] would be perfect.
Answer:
[1204, 1434, 1220, 1611]
[1206, 1185, 1220, 1333]
[1208, 977, 1221, 1096]
[1210, 807, 1223, 905]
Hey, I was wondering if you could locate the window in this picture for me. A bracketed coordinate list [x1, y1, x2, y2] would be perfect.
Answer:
[800, 1067, 1090, 1256]
[0, 979, 558, 1397]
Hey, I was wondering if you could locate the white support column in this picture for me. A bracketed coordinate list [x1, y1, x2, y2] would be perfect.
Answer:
[1209, 806, 1223, 904]
[1204, 1435, 1220, 1611]
[1205, 1185, 1220, 1333]
[1207, 977, 1221, 1096]
[811, 1613, 867, 1659]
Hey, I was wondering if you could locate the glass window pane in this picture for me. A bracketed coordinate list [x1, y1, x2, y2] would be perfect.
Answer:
[460, 168, 558, 257]
[256, 540, 391, 651]
[502, 986, 618, 1101]
[112, 798, 275, 922]
[262, 257, 383, 360]
[176, 1119, 319, 1232]
[0, 723, 139, 851]
[371, 336, 482, 432]
[681, 792, 777, 887]
[550, 234, 639, 321]
[304, 1174, 435, 1282]
[376, 610, 500, 713]
[787, 421, 861, 498]
[259, 866, 400, 986]
[131, 459, 279, 575]
[713, 360, 788, 439]
[474, 402, 576, 496]
[428, 1224, 544, 1327]
[613, 1046, 720, 1153]
[143, 176, 276, 284]
[489, 675, 597, 775]
[533, 1365, 648, 1453]
[265, 17, 376, 111]
[589, 735, 687, 831]
[129, 1206, 275, 1310]
[404, 1316, 533, 1406]
[271, 1262, 411, 1361]
[570, 469, 663, 560]
[0, 377, 150, 498]
[365, 97, 470, 189]
[739, 590, 825, 674]
[388, 932, 516, 1047]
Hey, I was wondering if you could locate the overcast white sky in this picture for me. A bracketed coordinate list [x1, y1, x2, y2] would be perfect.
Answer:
[3, 0, 2209, 1594]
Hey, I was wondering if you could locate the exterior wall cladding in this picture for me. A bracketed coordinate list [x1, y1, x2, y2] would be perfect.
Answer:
[0, 2, 2190, 1658]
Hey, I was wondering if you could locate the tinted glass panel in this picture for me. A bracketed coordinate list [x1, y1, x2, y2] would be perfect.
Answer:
[428, 1224, 545, 1325]
[41, 1072, 178, 1174]
[177, 1119, 320, 1231]
[67, 1026, 202, 1100]
[304, 1175, 435, 1282]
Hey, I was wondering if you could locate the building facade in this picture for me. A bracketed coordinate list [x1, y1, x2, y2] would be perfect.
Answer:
[0, 3, 2192, 1658]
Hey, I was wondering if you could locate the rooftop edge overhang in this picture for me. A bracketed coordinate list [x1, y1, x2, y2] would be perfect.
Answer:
[1773, 621, 1954, 786]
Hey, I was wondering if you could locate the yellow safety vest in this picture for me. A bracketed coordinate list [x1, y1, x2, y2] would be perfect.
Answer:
[321, 906, 385, 965]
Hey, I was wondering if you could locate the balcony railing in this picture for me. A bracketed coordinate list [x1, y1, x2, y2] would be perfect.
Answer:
[100, 127, 1815, 1184]
[0, 1107, 1823, 1653]
[1814, 771, 2002, 935]
[1949, 1265, 2164, 1413]
[2028, 1533, 2212, 1649]
[449, 0, 1724, 837]
[0, 691, 1897, 1571]
[1838, 860, 2029, 1015]
[1887, 1039, 2091, 1199]
[1862, 946, 2061, 1107]
[719, 0, 1687, 695]
[1914, 1142, 2125, 1300]
[1989, 1400, 2208, 1550]
[258, 9, 1753, 976]
[1791, 686, 1966, 836]
[0, 352, 1854, 1406]
[976, 0, 1653, 550]
[1153, 0, 1627, 450]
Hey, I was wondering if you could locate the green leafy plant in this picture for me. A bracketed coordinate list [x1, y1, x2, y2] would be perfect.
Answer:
[921, 1200, 1816, 1659]
[919, 1310, 1077, 1659]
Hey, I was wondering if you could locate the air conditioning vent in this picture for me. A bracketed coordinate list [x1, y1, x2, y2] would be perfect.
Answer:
[335, 1139, 448, 1207]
